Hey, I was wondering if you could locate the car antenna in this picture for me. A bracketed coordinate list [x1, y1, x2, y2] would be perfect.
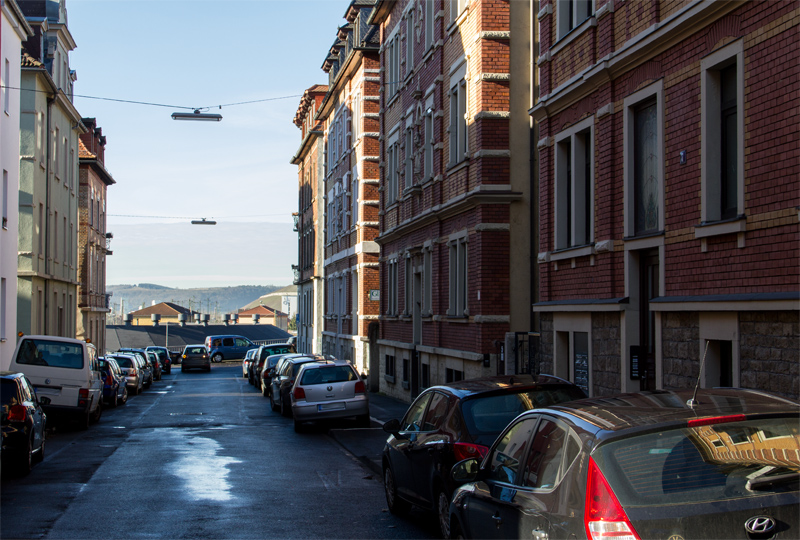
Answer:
[687, 340, 711, 409]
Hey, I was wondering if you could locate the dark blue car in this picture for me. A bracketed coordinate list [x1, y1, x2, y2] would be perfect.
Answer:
[98, 357, 127, 407]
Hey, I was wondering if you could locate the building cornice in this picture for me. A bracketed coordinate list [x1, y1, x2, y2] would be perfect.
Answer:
[290, 130, 323, 164]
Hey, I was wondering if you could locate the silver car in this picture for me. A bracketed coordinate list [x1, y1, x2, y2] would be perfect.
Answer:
[290, 360, 370, 432]
[107, 354, 143, 396]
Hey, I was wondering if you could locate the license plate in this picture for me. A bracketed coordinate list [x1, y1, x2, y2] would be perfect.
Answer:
[318, 402, 345, 411]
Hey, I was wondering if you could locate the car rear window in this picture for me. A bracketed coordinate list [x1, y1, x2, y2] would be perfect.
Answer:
[15, 339, 84, 369]
[461, 386, 586, 441]
[186, 347, 206, 354]
[112, 356, 133, 368]
[1, 379, 19, 407]
[594, 417, 800, 507]
[300, 365, 357, 385]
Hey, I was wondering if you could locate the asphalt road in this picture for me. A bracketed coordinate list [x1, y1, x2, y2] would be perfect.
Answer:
[1, 363, 437, 539]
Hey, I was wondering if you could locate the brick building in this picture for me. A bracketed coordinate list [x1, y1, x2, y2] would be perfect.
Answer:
[370, 0, 532, 401]
[76, 118, 114, 353]
[531, 0, 799, 399]
[292, 85, 328, 355]
[316, 0, 382, 377]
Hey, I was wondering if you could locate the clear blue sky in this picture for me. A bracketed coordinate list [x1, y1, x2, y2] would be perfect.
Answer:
[66, 0, 345, 288]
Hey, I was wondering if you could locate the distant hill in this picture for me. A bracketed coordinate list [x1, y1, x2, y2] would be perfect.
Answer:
[107, 284, 285, 318]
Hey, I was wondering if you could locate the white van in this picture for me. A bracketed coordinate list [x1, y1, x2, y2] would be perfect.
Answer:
[10, 335, 103, 429]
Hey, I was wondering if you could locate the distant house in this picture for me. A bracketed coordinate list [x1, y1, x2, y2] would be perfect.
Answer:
[236, 305, 288, 331]
[128, 302, 198, 326]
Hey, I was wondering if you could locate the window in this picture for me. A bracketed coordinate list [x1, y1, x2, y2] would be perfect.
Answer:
[445, 368, 463, 383]
[422, 392, 449, 431]
[404, 255, 412, 315]
[701, 41, 744, 224]
[386, 136, 400, 205]
[385, 354, 396, 383]
[401, 392, 432, 431]
[557, 0, 592, 39]
[424, 108, 434, 180]
[624, 81, 663, 238]
[2, 170, 7, 229]
[488, 418, 537, 484]
[38, 204, 44, 254]
[448, 71, 468, 166]
[385, 35, 401, 100]
[425, 0, 435, 50]
[352, 94, 360, 142]
[54, 211, 59, 261]
[406, 9, 414, 76]
[423, 246, 432, 314]
[421, 363, 429, 388]
[405, 126, 414, 187]
[448, 236, 468, 316]
[352, 164, 359, 226]
[449, 0, 468, 25]
[3, 59, 9, 114]
[523, 418, 573, 489]
[0, 277, 6, 341]
[387, 258, 398, 315]
[53, 127, 59, 177]
[402, 358, 410, 388]
[555, 117, 593, 250]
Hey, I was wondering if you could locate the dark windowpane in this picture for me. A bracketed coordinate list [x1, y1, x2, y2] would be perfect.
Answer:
[720, 64, 738, 219]
[634, 100, 659, 234]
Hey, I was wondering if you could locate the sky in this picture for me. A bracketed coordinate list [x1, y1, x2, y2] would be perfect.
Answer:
[65, 0, 346, 288]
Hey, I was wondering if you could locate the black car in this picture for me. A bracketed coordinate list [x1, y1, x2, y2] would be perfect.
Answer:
[1, 371, 46, 475]
[146, 346, 172, 375]
[249, 343, 296, 386]
[382, 374, 587, 538]
[448, 388, 800, 540]
[269, 356, 325, 417]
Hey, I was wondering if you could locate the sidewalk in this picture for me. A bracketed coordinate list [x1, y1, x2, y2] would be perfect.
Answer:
[328, 391, 410, 476]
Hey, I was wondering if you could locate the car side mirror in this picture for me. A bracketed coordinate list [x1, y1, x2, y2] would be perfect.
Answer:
[382, 419, 407, 439]
[451, 458, 481, 484]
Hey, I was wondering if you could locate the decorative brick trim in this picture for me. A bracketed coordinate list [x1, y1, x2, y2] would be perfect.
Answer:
[596, 103, 615, 118]
[474, 315, 510, 323]
[537, 51, 551, 65]
[472, 149, 511, 159]
[597, 0, 615, 19]
[475, 223, 510, 232]
[537, 4, 552, 20]
[475, 111, 511, 120]
[537, 136, 552, 148]
[477, 30, 510, 41]
[480, 72, 511, 82]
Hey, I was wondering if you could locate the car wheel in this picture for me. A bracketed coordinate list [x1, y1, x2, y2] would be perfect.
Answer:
[212, 353, 223, 363]
[205, 365, 211, 372]
[269, 391, 279, 412]
[78, 410, 91, 431]
[109, 391, 118, 408]
[17, 436, 33, 476]
[90, 401, 102, 424]
[449, 516, 465, 540]
[435, 486, 451, 539]
[383, 465, 410, 516]
[261, 381, 269, 397]
[33, 435, 45, 465]
[120, 387, 128, 405]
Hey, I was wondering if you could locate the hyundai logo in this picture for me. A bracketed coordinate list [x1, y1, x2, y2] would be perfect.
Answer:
[744, 516, 776, 535]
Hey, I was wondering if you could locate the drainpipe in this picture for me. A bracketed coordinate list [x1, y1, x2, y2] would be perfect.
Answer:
[43, 94, 54, 335]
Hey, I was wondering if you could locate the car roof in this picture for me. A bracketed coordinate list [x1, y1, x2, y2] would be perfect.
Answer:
[206, 335, 247, 340]
[425, 374, 579, 400]
[523, 388, 800, 434]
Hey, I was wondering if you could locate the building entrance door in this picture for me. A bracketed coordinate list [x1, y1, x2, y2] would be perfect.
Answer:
[638, 249, 659, 391]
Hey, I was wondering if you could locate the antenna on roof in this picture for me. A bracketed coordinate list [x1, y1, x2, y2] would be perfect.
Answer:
[687, 340, 711, 409]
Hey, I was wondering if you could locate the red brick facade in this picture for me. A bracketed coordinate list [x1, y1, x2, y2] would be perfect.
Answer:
[533, 0, 799, 399]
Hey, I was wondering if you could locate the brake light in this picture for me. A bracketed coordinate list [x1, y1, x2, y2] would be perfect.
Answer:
[354, 380, 366, 394]
[453, 442, 489, 462]
[687, 414, 746, 428]
[584, 457, 640, 540]
[106, 372, 114, 385]
[78, 388, 90, 408]
[8, 404, 27, 422]
[293, 387, 306, 400]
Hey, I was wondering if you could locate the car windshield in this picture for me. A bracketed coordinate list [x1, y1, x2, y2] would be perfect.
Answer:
[593, 417, 800, 507]
[15, 339, 84, 369]
[300, 365, 356, 385]
[112, 356, 133, 368]
[461, 386, 586, 444]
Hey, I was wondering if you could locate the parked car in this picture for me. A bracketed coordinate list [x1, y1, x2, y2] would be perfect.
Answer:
[146, 346, 172, 374]
[169, 350, 182, 365]
[147, 350, 162, 381]
[249, 343, 297, 385]
[269, 356, 325, 417]
[381, 374, 588, 538]
[448, 388, 800, 540]
[181, 345, 211, 372]
[10, 335, 103, 430]
[98, 357, 127, 407]
[290, 360, 370, 432]
[1, 371, 46, 475]
[117, 349, 153, 388]
[259, 353, 298, 397]
[242, 348, 258, 378]
[107, 354, 143, 396]
[204, 335, 258, 362]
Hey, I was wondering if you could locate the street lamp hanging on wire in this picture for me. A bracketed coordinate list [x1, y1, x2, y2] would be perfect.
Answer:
[171, 109, 222, 121]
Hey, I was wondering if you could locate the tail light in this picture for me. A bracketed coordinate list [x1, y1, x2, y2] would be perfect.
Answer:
[687, 414, 746, 428]
[354, 380, 366, 394]
[8, 404, 28, 422]
[78, 388, 90, 407]
[293, 387, 306, 399]
[584, 457, 640, 540]
[106, 372, 114, 385]
[453, 442, 489, 462]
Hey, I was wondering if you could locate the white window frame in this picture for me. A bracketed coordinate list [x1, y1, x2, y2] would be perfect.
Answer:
[700, 40, 745, 226]
[554, 116, 594, 250]
[449, 0, 468, 25]
[406, 9, 414, 76]
[623, 80, 664, 238]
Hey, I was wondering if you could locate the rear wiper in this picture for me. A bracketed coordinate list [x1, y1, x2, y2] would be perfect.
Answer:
[746, 471, 799, 490]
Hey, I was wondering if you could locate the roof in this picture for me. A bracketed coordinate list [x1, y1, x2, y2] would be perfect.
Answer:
[78, 139, 94, 159]
[128, 302, 195, 317]
[238, 305, 281, 317]
[541, 389, 800, 434]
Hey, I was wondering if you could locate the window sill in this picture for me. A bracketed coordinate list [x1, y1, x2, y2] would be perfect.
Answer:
[384, 374, 396, 384]
[445, 315, 469, 322]
[550, 243, 594, 262]
[446, 157, 470, 174]
[402, 381, 410, 390]
[551, 16, 597, 57]
[694, 216, 746, 239]
[403, 184, 422, 197]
